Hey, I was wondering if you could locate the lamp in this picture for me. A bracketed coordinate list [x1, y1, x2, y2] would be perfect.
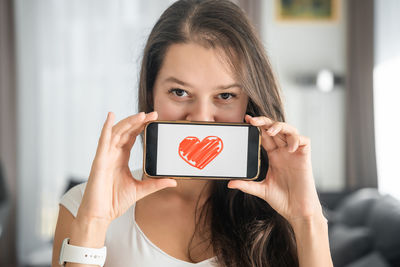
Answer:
[294, 69, 345, 92]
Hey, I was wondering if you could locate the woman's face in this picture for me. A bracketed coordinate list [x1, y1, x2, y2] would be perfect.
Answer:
[153, 43, 249, 122]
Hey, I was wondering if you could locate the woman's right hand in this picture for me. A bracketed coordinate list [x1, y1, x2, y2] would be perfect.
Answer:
[75, 111, 177, 228]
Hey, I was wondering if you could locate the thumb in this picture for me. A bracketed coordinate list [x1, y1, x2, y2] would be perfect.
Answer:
[135, 178, 177, 201]
[228, 180, 266, 200]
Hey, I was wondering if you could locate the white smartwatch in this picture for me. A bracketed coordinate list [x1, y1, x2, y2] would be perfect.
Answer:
[59, 238, 107, 266]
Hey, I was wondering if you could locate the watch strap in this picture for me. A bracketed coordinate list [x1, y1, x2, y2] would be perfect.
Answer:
[59, 238, 107, 266]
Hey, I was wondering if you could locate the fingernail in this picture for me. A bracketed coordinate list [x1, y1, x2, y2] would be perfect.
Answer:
[267, 127, 275, 134]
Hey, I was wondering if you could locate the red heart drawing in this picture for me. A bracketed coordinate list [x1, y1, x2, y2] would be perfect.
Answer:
[178, 136, 223, 170]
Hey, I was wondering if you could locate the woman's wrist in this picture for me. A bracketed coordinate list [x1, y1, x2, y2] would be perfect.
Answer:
[69, 215, 110, 248]
[290, 213, 333, 267]
[289, 212, 328, 234]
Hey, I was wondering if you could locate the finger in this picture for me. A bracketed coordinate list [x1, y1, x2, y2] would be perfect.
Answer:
[246, 115, 301, 152]
[98, 112, 115, 151]
[118, 111, 158, 148]
[246, 116, 287, 144]
[227, 179, 265, 200]
[112, 112, 146, 136]
[246, 115, 277, 151]
[282, 134, 310, 153]
[260, 128, 278, 151]
[136, 178, 177, 201]
[129, 111, 158, 136]
[246, 115, 274, 128]
[110, 113, 148, 148]
[144, 111, 158, 122]
[247, 115, 299, 138]
[119, 111, 158, 139]
[298, 135, 311, 153]
[266, 121, 299, 137]
[267, 122, 288, 148]
[264, 121, 300, 150]
[286, 134, 300, 153]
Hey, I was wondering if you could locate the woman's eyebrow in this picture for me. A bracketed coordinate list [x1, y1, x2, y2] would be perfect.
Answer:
[164, 76, 241, 90]
[216, 83, 242, 90]
[164, 77, 191, 87]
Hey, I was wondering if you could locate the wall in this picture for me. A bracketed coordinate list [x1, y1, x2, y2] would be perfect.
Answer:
[374, 0, 400, 200]
[14, 0, 176, 264]
[260, 0, 347, 191]
[14, 0, 349, 264]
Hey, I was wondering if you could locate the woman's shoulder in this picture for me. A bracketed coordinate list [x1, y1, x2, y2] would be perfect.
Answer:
[59, 168, 143, 217]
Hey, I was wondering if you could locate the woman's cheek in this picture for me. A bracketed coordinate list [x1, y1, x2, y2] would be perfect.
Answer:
[214, 104, 247, 123]
[154, 100, 187, 121]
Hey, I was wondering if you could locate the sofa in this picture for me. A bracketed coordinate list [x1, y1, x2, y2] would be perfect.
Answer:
[320, 188, 400, 267]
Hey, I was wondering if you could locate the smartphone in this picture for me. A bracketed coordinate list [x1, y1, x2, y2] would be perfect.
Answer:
[143, 120, 261, 180]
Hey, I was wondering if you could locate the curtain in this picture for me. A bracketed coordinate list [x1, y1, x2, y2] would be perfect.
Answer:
[235, 0, 262, 33]
[346, 0, 377, 189]
[0, 0, 17, 266]
[14, 0, 176, 264]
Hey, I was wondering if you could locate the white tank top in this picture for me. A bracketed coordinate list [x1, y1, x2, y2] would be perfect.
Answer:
[60, 169, 218, 267]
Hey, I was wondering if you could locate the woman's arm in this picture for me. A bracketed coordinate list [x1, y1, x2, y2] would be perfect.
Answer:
[52, 206, 74, 267]
[52, 206, 108, 267]
[51, 205, 107, 267]
[228, 114, 333, 267]
[291, 215, 332, 267]
[52, 112, 176, 267]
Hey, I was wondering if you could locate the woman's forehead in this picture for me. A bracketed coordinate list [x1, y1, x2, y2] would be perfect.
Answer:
[158, 42, 239, 88]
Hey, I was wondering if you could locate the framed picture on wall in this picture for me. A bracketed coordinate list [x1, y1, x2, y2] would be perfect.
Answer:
[276, 0, 338, 22]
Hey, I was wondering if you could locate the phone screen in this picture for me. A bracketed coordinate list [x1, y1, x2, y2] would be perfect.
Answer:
[146, 122, 259, 178]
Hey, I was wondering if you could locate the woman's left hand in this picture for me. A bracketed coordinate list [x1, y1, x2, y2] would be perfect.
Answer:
[227, 115, 324, 225]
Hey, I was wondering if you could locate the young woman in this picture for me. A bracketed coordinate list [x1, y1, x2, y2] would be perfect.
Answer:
[52, 0, 333, 266]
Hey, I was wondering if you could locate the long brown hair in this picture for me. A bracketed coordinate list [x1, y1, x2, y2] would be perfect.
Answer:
[138, 0, 299, 266]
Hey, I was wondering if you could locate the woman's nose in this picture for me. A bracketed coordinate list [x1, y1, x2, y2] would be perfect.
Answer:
[185, 100, 215, 122]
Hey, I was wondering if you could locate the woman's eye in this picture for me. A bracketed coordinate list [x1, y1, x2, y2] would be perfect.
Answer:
[169, 88, 188, 97]
[218, 92, 236, 100]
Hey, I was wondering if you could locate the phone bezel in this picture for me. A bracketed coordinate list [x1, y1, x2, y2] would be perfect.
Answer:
[143, 120, 261, 180]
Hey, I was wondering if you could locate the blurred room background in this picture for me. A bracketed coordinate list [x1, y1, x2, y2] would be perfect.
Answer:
[1, 0, 399, 266]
